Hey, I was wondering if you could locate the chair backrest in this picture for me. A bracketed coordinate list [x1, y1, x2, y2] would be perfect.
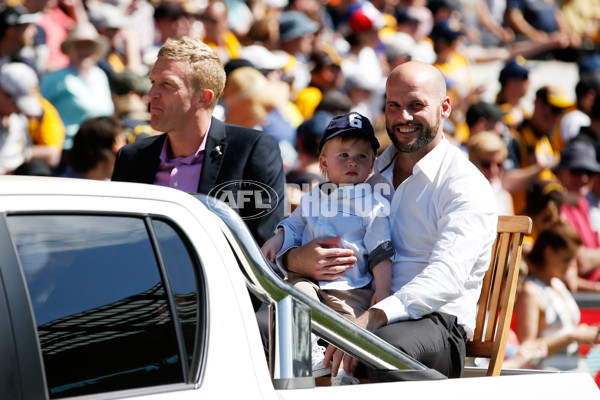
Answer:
[466, 215, 532, 376]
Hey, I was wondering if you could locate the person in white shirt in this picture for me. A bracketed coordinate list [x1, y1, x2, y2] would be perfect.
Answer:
[0, 62, 44, 174]
[281, 61, 498, 378]
[559, 74, 600, 145]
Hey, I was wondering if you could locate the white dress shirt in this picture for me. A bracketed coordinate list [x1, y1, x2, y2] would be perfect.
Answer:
[278, 182, 394, 291]
[369, 138, 498, 338]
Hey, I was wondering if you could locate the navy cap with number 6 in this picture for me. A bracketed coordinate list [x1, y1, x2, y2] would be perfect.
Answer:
[318, 112, 379, 153]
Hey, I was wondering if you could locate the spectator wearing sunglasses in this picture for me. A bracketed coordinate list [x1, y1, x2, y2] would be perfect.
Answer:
[467, 130, 514, 215]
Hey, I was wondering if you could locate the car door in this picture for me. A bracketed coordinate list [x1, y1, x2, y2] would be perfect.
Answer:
[0, 212, 206, 399]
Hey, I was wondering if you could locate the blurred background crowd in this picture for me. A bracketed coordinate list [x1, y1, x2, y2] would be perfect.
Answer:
[0, 0, 600, 381]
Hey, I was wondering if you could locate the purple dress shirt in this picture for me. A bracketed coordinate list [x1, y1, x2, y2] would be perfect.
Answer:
[153, 126, 209, 193]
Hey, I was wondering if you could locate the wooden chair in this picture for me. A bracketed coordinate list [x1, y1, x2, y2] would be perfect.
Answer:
[466, 215, 532, 376]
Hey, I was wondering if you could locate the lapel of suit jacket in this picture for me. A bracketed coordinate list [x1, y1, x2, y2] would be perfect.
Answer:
[198, 117, 226, 194]
[142, 134, 167, 184]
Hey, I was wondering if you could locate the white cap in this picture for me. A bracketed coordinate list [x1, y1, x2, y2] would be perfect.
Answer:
[0, 63, 43, 117]
[89, 3, 129, 29]
[240, 45, 289, 71]
[385, 32, 416, 60]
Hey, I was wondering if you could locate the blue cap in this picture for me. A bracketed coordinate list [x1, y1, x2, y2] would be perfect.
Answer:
[318, 112, 379, 153]
[279, 11, 318, 43]
[427, 0, 453, 14]
[395, 7, 419, 23]
[499, 57, 529, 84]
[429, 18, 463, 42]
[579, 54, 600, 75]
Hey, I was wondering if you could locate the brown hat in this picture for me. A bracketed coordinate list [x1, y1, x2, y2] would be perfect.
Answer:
[61, 23, 110, 59]
[223, 66, 289, 109]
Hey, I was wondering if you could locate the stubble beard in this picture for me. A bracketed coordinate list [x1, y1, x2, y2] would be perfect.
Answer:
[387, 113, 441, 153]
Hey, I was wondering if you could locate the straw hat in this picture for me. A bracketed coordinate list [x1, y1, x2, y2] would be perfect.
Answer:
[223, 66, 290, 127]
[223, 66, 289, 109]
[60, 23, 111, 59]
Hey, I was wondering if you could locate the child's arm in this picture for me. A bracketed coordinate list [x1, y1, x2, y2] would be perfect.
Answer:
[261, 229, 285, 262]
[370, 259, 392, 306]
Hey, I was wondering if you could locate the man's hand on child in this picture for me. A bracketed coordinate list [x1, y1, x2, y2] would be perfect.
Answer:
[286, 236, 356, 281]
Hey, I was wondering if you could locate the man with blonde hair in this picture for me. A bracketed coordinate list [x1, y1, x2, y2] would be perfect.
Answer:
[112, 37, 286, 247]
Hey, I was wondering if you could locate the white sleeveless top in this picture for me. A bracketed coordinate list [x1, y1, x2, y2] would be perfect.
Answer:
[526, 276, 584, 371]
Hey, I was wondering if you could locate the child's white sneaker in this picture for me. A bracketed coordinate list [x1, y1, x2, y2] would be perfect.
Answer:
[311, 334, 330, 377]
[312, 343, 325, 368]
[312, 346, 331, 377]
[331, 369, 360, 386]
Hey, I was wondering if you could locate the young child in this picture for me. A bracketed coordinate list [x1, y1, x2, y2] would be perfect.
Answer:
[261, 112, 394, 384]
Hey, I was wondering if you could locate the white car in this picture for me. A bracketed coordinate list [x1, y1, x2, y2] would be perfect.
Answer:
[0, 176, 597, 399]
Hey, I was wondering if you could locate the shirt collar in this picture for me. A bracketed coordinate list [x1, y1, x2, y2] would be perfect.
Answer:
[159, 120, 211, 165]
[374, 144, 397, 175]
[373, 136, 450, 184]
[414, 136, 449, 182]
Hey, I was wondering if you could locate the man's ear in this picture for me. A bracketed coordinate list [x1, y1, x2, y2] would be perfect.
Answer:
[197, 89, 215, 108]
[441, 96, 451, 119]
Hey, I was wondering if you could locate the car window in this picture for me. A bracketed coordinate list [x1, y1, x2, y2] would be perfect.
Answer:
[7, 215, 193, 398]
[152, 219, 201, 370]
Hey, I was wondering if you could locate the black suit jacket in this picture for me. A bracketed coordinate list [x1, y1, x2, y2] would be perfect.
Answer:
[112, 117, 286, 246]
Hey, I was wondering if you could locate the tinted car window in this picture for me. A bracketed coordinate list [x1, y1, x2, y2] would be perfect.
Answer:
[153, 219, 200, 369]
[8, 215, 185, 398]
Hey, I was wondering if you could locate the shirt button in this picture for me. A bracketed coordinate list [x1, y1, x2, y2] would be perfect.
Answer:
[174, 181, 179, 187]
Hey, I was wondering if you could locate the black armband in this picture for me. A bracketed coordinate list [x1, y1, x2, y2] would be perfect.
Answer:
[367, 240, 394, 272]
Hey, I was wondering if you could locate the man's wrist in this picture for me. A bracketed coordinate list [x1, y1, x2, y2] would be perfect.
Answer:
[366, 308, 388, 332]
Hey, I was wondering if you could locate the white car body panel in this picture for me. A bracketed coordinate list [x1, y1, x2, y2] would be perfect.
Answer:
[0, 176, 598, 400]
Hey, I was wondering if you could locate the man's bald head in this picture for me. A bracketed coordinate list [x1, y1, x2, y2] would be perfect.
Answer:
[387, 61, 447, 103]
[384, 61, 451, 155]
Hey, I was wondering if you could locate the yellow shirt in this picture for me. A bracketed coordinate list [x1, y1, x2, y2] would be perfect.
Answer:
[434, 51, 474, 102]
[511, 120, 559, 213]
[29, 95, 66, 150]
[205, 31, 242, 60]
[295, 86, 322, 120]
[435, 51, 475, 144]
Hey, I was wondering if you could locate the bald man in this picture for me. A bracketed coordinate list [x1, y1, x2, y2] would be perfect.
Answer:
[282, 62, 498, 378]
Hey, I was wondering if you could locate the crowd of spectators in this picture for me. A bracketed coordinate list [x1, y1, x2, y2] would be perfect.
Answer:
[0, 0, 600, 376]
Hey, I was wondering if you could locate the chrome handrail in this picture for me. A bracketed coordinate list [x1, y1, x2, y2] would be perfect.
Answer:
[194, 195, 446, 386]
